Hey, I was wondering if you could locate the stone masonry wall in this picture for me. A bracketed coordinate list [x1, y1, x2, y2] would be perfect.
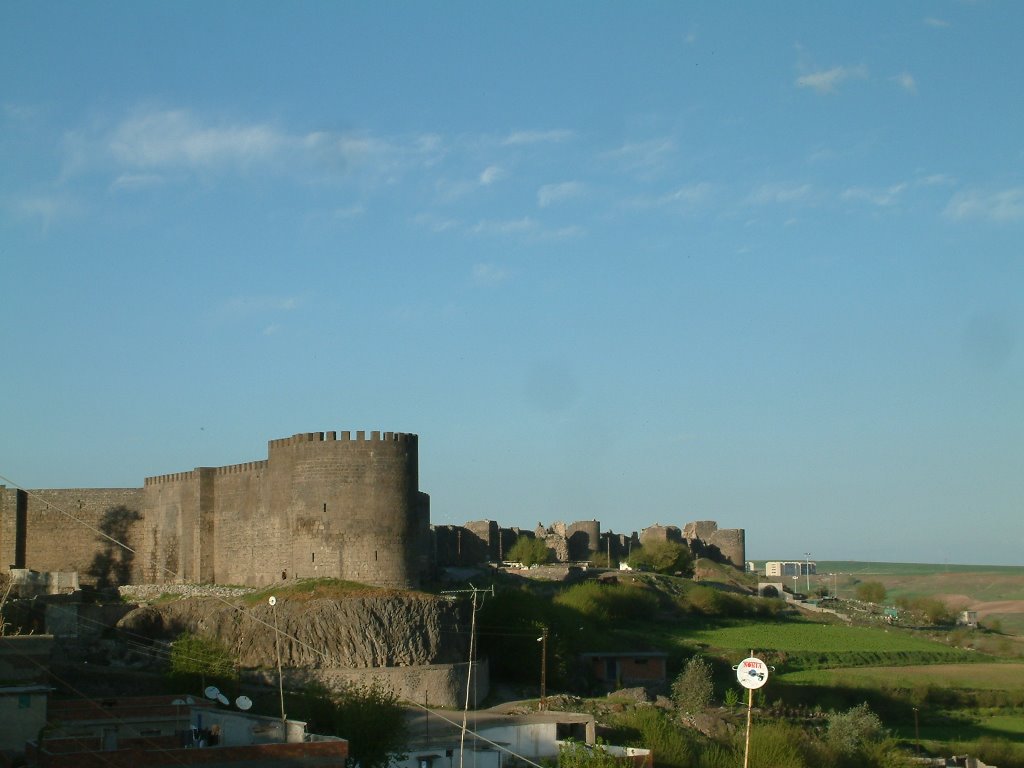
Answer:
[0, 487, 144, 585]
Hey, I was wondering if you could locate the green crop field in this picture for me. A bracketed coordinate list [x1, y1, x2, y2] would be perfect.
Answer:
[779, 662, 1024, 690]
[686, 620, 957, 653]
[667, 618, 977, 670]
[812, 561, 1024, 577]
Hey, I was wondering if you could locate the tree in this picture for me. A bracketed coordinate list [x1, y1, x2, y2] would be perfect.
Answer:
[671, 655, 714, 716]
[855, 581, 887, 603]
[508, 535, 551, 566]
[287, 680, 408, 768]
[628, 540, 693, 576]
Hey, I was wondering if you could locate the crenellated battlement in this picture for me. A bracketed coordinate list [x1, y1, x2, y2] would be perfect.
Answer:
[214, 460, 268, 476]
[268, 430, 417, 450]
[145, 470, 199, 486]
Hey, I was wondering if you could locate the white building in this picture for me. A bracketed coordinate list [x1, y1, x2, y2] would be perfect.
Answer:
[764, 560, 816, 577]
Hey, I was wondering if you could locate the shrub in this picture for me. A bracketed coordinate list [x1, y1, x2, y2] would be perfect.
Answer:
[554, 582, 660, 623]
[827, 702, 884, 755]
[168, 632, 237, 692]
[628, 541, 694, 576]
[672, 655, 714, 715]
[508, 535, 552, 566]
[855, 581, 887, 603]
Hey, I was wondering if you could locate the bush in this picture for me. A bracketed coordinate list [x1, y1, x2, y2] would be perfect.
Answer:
[628, 541, 694, 576]
[167, 632, 237, 693]
[672, 655, 714, 715]
[287, 681, 408, 768]
[508, 535, 552, 566]
[827, 703, 884, 755]
[554, 582, 660, 623]
[558, 740, 632, 768]
[611, 707, 696, 768]
[855, 581, 887, 603]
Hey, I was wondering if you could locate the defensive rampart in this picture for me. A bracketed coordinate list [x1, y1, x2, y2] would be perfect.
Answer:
[136, 431, 429, 589]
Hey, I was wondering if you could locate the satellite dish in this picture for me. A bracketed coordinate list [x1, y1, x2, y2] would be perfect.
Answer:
[205, 686, 220, 700]
[235, 695, 253, 711]
[268, 596, 277, 606]
[217, 693, 230, 706]
[185, 697, 195, 705]
[171, 698, 186, 706]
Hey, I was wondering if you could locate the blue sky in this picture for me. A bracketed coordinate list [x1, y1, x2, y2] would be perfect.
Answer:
[2, 2, 1021, 565]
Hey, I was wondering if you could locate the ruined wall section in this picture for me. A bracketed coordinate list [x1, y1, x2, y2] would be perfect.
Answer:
[0, 487, 143, 584]
[707, 527, 745, 569]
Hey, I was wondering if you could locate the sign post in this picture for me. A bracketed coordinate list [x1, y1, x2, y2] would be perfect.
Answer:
[734, 652, 770, 768]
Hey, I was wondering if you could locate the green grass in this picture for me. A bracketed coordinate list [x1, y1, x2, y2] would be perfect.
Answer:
[686, 619, 959, 653]
[779, 662, 1024, 690]
[240, 577, 396, 604]
[667, 618, 976, 670]
[813, 561, 1024, 576]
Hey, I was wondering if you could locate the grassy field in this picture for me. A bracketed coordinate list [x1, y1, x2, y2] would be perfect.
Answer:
[813, 561, 1024, 576]
[686, 620, 955, 653]
[779, 662, 1024, 690]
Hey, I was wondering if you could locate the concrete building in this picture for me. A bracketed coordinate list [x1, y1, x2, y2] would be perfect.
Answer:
[765, 560, 816, 578]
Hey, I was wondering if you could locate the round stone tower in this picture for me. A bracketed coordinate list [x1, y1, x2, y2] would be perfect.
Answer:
[266, 431, 427, 589]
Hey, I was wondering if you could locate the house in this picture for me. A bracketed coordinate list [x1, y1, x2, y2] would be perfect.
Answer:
[400, 708, 650, 768]
[0, 635, 54, 758]
[25, 694, 348, 767]
[579, 651, 668, 690]
[957, 610, 979, 629]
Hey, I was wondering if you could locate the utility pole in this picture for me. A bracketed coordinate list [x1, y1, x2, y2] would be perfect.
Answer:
[804, 552, 811, 594]
[537, 626, 548, 710]
[269, 596, 286, 726]
[441, 584, 494, 768]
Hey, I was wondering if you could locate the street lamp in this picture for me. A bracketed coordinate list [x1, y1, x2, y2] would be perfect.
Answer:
[804, 552, 811, 594]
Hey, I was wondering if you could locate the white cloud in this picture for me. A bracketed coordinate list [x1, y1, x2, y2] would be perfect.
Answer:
[893, 72, 916, 92]
[110, 173, 164, 191]
[924, 17, 950, 28]
[221, 295, 301, 316]
[537, 181, 585, 207]
[841, 183, 907, 206]
[62, 107, 445, 189]
[945, 187, 1024, 221]
[413, 213, 459, 233]
[331, 204, 366, 220]
[625, 182, 714, 211]
[795, 65, 868, 94]
[471, 217, 537, 235]
[501, 129, 574, 146]
[472, 263, 509, 286]
[13, 194, 80, 231]
[747, 182, 812, 205]
[479, 165, 504, 185]
[109, 109, 283, 168]
[602, 138, 676, 174]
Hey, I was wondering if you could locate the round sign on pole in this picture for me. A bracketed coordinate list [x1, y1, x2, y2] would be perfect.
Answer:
[735, 656, 769, 689]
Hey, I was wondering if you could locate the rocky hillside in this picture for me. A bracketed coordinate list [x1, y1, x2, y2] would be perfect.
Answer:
[118, 591, 468, 669]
